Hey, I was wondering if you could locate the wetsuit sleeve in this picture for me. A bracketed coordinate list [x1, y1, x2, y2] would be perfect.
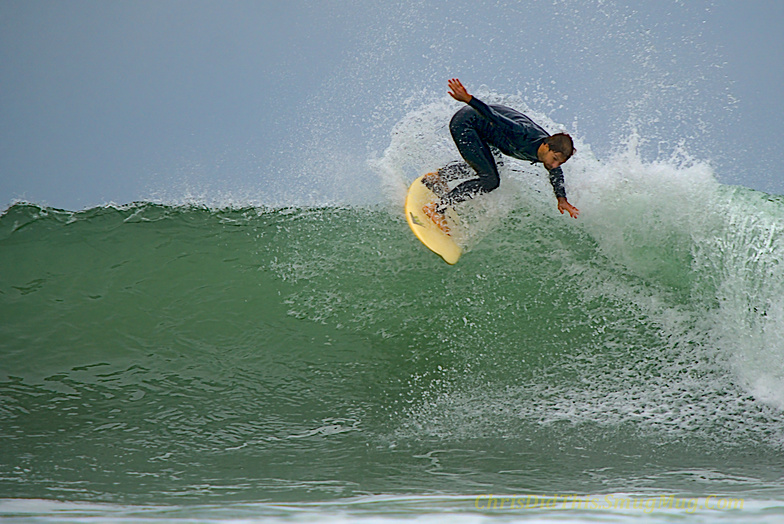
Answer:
[467, 97, 523, 134]
[548, 167, 567, 199]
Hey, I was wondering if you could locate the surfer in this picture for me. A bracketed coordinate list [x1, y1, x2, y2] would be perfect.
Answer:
[423, 78, 580, 230]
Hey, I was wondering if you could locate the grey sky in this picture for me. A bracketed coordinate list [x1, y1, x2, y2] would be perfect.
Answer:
[1, 0, 782, 210]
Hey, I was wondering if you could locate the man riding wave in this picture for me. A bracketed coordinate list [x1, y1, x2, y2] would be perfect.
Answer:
[423, 78, 579, 232]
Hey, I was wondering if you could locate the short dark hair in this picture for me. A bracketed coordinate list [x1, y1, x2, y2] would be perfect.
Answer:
[544, 133, 575, 159]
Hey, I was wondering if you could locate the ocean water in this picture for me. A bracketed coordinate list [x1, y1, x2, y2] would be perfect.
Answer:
[2, 97, 784, 523]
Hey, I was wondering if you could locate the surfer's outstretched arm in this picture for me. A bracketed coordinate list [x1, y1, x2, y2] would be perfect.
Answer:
[448, 78, 472, 103]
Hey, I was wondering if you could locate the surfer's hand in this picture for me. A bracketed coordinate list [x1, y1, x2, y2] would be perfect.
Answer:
[448, 78, 473, 104]
[557, 197, 580, 219]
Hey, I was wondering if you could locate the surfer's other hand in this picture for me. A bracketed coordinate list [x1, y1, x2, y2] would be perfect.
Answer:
[557, 197, 580, 219]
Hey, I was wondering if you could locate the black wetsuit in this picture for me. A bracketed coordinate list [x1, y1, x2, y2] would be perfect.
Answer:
[440, 97, 567, 208]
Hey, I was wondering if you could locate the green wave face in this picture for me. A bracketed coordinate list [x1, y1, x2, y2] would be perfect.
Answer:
[1, 188, 783, 503]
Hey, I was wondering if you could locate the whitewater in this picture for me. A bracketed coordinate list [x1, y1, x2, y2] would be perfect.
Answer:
[2, 91, 784, 522]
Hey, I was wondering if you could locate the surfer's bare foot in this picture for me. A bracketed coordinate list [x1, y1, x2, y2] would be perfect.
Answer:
[422, 172, 449, 198]
[422, 202, 451, 235]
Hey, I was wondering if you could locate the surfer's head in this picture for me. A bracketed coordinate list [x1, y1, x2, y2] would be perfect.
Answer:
[539, 133, 575, 170]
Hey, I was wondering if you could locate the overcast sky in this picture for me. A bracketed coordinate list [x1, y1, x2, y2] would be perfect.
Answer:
[1, 0, 782, 210]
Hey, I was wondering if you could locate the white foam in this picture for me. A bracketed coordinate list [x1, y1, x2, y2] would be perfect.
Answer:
[374, 98, 784, 445]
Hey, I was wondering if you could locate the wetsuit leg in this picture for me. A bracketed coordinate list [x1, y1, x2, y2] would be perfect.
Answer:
[440, 106, 501, 208]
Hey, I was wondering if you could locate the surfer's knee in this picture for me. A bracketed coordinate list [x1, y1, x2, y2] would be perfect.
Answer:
[449, 106, 478, 138]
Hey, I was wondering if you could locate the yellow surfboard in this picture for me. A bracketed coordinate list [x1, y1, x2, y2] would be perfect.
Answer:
[405, 174, 462, 265]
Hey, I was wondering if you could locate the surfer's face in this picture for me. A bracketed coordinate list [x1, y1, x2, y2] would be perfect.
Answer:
[539, 144, 567, 170]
